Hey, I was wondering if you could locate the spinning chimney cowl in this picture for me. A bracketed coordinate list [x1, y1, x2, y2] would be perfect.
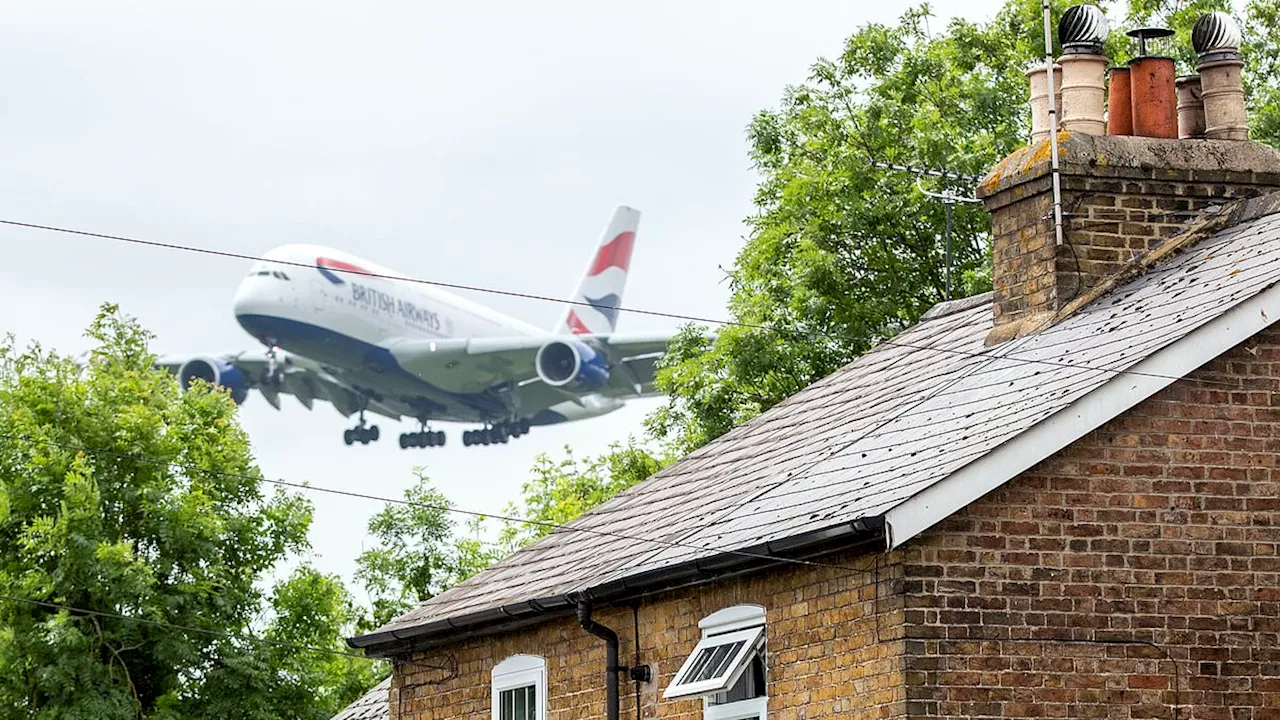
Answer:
[1192, 11, 1242, 59]
[1058, 4, 1108, 54]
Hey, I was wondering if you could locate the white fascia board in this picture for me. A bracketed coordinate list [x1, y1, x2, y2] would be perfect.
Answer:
[884, 280, 1280, 550]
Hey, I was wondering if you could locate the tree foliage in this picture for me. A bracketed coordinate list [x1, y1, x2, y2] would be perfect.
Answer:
[649, 0, 1280, 452]
[0, 306, 376, 719]
[354, 475, 497, 631]
[498, 440, 670, 550]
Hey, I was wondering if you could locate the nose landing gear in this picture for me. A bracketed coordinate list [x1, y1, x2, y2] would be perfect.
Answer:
[260, 345, 284, 387]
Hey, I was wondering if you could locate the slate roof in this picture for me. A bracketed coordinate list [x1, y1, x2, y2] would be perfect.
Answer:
[356, 198, 1280, 649]
[330, 677, 390, 720]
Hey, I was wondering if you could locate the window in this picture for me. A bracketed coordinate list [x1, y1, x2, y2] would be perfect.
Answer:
[664, 605, 767, 720]
[492, 654, 546, 720]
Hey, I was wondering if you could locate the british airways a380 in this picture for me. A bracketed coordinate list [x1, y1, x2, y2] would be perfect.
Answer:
[159, 206, 674, 449]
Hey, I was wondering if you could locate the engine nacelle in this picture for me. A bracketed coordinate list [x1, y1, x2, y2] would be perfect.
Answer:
[177, 357, 250, 405]
[535, 340, 610, 392]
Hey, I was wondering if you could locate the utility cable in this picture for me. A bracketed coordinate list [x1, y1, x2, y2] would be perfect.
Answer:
[0, 591, 373, 661]
[0, 432, 883, 576]
[0, 217, 1252, 389]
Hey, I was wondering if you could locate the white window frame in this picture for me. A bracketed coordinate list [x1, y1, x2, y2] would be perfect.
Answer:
[664, 625, 765, 699]
[705, 696, 768, 720]
[491, 654, 547, 720]
[664, 604, 769, 719]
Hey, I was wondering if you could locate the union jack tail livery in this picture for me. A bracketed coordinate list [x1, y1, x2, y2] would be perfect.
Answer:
[557, 205, 640, 336]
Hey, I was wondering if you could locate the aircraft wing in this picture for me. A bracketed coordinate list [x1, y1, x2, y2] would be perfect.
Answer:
[154, 350, 402, 420]
[385, 333, 672, 399]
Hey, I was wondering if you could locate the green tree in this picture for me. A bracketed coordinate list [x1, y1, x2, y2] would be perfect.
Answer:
[354, 474, 498, 630]
[499, 440, 670, 550]
[0, 306, 376, 719]
[184, 567, 380, 720]
[648, 0, 1280, 452]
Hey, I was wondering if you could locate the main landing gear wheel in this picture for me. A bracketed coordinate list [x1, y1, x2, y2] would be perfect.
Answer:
[399, 430, 446, 449]
[343, 408, 379, 446]
[461, 420, 530, 447]
[343, 424, 379, 446]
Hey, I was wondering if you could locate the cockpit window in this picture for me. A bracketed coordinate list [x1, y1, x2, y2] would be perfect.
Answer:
[247, 269, 290, 280]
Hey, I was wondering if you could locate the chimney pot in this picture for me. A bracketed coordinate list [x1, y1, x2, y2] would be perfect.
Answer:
[1027, 62, 1063, 144]
[1122, 26, 1178, 139]
[1175, 75, 1206, 139]
[1194, 12, 1248, 141]
[1057, 4, 1109, 135]
[1107, 67, 1133, 136]
[1129, 56, 1179, 139]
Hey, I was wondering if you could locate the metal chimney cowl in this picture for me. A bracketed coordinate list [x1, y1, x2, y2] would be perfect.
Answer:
[1192, 11, 1242, 60]
[1058, 4, 1108, 54]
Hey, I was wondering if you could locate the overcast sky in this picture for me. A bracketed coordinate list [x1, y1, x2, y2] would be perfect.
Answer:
[0, 0, 1004, 595]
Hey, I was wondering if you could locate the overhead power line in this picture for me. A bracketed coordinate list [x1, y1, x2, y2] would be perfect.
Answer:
[0, 433, 882, 576]
[0, 217, 1248, 389]
[0, 592, 372, 661]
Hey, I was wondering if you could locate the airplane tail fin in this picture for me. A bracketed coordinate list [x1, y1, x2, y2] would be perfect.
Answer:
[556, 205, 641, 336]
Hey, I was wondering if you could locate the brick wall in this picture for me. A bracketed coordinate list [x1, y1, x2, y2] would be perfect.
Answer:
[388, 552, 904, 720]
[385, 326, 1280, 720]
[979, 135, 1280, 343]
[901, 326, 1280, 719]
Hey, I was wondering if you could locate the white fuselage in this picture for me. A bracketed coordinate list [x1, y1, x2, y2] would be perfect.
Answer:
[234, 244, 545, 349]
[231, 244, 621, 425]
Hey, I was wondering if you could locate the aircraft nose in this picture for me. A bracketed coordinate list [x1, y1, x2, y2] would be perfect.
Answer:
[232, 278, 266, 318]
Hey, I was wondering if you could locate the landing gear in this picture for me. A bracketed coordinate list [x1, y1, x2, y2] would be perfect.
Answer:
[343, 424, 379, 446]
[343, 408, 379, 446]
[260, 345, 284, 387]
[399, 420, 446, 450]
[461, 419, 531, 447]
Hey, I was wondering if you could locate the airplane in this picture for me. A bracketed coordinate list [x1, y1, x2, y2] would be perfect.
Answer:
[157, 206, 674, 450]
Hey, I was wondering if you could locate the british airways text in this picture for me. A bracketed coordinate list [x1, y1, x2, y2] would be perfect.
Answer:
[350, 282, 442, 332]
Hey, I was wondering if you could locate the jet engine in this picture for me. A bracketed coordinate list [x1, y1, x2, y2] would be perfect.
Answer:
[535, 340, 610, 392]
[177, 357, 250, 405]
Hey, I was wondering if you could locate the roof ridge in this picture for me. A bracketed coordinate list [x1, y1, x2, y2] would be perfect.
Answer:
[920, 291, 994, 321]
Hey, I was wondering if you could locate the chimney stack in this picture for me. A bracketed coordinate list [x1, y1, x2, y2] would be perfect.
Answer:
[984, 4, 1276, 343]
[1193, 12, 1247, 141]
[1057, 4, 1108, 135]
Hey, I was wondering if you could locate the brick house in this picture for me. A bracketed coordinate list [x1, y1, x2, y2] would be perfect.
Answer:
[342, 39, 1280, 720]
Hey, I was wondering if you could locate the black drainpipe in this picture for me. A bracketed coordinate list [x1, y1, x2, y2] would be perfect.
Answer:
[577, 602, 621, 720]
